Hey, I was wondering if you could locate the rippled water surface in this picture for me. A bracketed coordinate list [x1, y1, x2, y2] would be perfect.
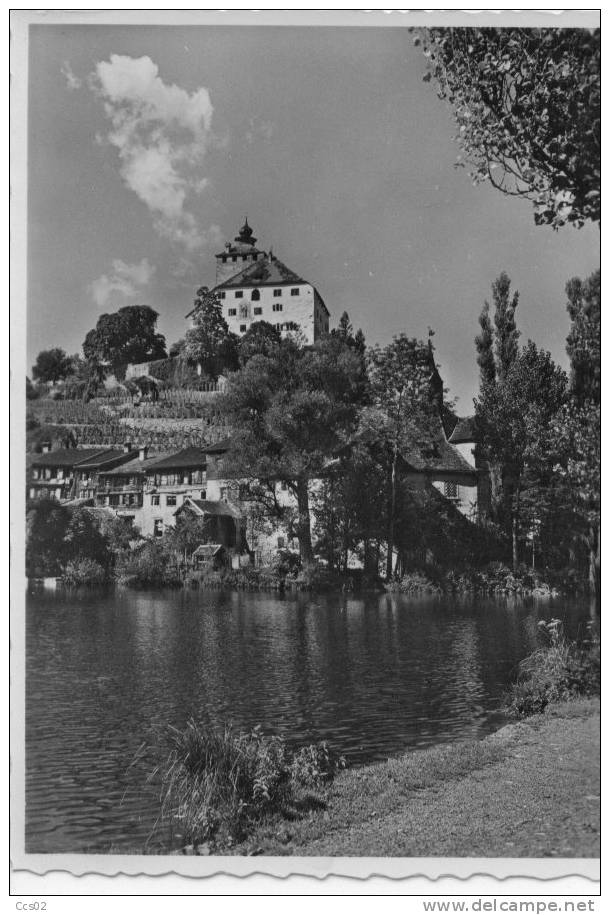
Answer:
[25, 588, 592, 853]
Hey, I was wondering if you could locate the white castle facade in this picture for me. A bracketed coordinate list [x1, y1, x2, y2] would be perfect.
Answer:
[187, 220, 330, 344]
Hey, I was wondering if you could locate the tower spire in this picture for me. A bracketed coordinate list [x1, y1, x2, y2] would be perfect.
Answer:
[235, 218, 256, 246]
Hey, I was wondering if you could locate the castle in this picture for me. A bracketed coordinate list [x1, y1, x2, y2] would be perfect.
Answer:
[187, 220, 330, 344]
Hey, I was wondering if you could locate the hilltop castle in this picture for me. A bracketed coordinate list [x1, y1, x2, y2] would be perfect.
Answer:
[187, 220, 330, 344]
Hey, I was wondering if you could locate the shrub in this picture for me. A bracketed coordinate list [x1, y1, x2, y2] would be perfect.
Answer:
[116, 546, 182, 588]
[63, 557, 108, 587]
[290, 741, 346, 788]
[156, 721, 344, 848]
[506, 618, 600, 717]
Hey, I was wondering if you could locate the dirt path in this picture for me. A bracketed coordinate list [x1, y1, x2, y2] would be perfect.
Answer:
[238, 699, 600, 858]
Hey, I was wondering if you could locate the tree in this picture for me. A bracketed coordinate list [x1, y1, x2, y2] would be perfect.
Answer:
[184, 288, 239, 379]
[169, 339, 186, 358]
[367, 334, 441, 578]
[545, 269, 601, 597]
[238, 321, 282, 365]
[62, 507, 111, 570]
[32, 348, 75, 384]
[565, 269, 600, 404]
[26, 499, 71, 576]
[475, 341, 567, 569]
[331, 311, 366, 356]
[473, 273, 521, 527]
[83, 305, 166, 379]
[221, 336, 365, 567]
[414, 27, 600, 228]
[166, 512, 212, 564]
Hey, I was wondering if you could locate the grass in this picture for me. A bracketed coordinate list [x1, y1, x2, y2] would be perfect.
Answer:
[226, 697, 600, 858]
[153, 721, 344, 851]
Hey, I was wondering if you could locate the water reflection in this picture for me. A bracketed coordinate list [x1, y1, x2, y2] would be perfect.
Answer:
[25, 588, 591, 853]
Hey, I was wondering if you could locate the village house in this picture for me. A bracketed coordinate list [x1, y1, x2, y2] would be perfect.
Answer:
[28, 445, 109, 502]
[139, 446, 209, 538]
[186, 220, 330, 345]
[95, 446, 172, 525]
[72, 445, 139, 501]
[447, 416, 491, 518]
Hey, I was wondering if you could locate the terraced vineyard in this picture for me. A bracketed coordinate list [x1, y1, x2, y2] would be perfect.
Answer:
[27, 392, 229, 453]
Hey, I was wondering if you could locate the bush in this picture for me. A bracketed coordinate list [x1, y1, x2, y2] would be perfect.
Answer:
[116, 540, 182, 588]
[506, 619, 600, 717]
[156, 721, 344, 848]
[63, 557, 108, 587]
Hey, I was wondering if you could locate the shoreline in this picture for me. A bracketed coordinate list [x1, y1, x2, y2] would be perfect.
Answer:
[214, 698, 600, 858]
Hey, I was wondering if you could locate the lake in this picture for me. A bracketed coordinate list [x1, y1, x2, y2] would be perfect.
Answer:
[25, 587, 593, 853]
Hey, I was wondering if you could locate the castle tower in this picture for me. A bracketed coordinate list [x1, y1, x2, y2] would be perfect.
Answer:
[215, 219, 266, 285]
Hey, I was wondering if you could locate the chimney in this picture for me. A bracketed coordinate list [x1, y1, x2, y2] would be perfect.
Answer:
[41, 441, 51, 454]
[139, 445, 148, 462]
[123, 441, 132, 453]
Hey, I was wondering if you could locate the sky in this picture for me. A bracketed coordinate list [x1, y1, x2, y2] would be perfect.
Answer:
[27, 22, 600, 413]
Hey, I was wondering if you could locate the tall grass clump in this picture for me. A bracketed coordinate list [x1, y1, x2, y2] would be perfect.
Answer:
[155, 721, 345, 849]
[507, 618, 600, 717]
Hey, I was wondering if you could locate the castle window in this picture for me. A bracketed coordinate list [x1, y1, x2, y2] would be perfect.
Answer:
[166, 495, 177, 507]
[218, 291, 226, 299]
[232, 255, 237, 262]
[254, 307, 262, 316]
[273, 289, 282, 297]
[240, 324, 247, 333]
[221, 255, 227, 263]
[290, 287, 300, 296]
[235, 290, 243, 299]
[242, 255, 248, 261]
[251, 289, 260, 301]
[228, 308, 237, 316]
[151, 495, 160, 506]
[273, 302, 283, 312]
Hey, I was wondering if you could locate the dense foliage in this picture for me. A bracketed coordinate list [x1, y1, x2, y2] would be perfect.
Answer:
[156, 720, 345, 849]
[507, 619, 600, 717]
[221, 333, 367, 567]
[83, 305, 167, 380]
[414, 27, 600, 228]
[184, 288, 239, 379]
[26, 501, 113, 579]
[32, 348, 76, 384]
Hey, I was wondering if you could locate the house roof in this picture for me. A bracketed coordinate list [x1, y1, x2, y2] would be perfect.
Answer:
[314, 288, 330, 317]
[178, 498, 241, 519]
[204, 437, 232, 454]
[30, 448, 107, 468]
[192, 543, 225, 557]
[333, 415, 476, 481]
[448, 416, 479, 445]
[101, 452, 173, 476]
[73, 449, 135, 470]
[214, 254, 306, 290]
[401, 418, 476, 478]
[147, 447, 208, 470]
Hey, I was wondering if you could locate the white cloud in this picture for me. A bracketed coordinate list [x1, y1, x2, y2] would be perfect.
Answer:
[90, 258, 156, 308]
[92, 54, 217, 252]
[61, 61, 81, 91]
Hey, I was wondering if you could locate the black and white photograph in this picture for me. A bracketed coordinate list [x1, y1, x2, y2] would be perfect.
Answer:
[10, 8, 600, 892]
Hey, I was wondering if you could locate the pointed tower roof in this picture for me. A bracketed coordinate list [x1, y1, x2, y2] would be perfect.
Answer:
[235, 218, 257, 247]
